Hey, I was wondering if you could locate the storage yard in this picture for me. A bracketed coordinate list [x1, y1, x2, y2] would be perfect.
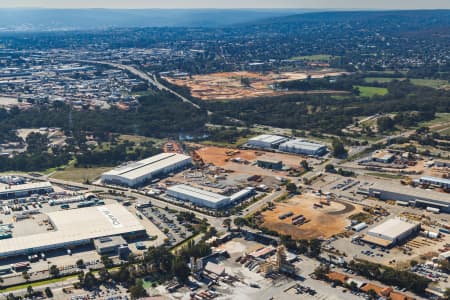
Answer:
[194, 146, 321, 170]
[162, 70, 349, 100]
[261, 193, 363, 240]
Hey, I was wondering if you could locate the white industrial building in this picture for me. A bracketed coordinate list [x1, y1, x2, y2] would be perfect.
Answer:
[247, 134, 289, 149]
[360, 182, 450, 213]
[229, 187, 255, 203]
[351, 222, 368, 232]
[101, 153, 192, 187]
[362, 218, 420, 247]
[0, 204, 146, 258]
[166, 184, 230, 209]
[278, 139, 327, 156]
[0, 181, 53, 200]
[418, 176, 450, 189]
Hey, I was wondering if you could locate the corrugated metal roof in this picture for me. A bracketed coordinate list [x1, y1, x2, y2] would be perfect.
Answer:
[279, 139, 326, 151]
[0, 181, 52, 194]
[420, 176, 450, 185]
[371, 182, 450, 204]
[167, 184, 229, 204]
[367, 218, 419, 240]
[103, 153, 191, 181]
[0, 204, 145, 256]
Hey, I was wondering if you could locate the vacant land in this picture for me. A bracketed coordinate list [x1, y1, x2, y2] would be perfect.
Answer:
[50, 166, 110, 183]
[355, 85, 389, 97]
[163, 70, 349, 100]
[261, 194, 362, 240]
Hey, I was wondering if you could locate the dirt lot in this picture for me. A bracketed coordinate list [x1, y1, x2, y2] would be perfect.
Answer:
[163, 140, 183, 154]
[196, 146, 312, 168]
[261, 194, 363, 240]
[163, 70, 349, 100]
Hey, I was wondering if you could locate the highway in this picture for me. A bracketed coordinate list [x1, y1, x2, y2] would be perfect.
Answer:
[80, 60, 203, 111]
[25, 173, 285, 230]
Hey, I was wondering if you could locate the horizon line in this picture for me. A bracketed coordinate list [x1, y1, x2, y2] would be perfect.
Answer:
[0, 7, 449, 10]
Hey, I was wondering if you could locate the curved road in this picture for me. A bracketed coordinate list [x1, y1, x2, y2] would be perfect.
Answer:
[81, 60, 204, 111]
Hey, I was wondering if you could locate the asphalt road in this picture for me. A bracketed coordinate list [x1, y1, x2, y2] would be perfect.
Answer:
[80, 60, 203, 111]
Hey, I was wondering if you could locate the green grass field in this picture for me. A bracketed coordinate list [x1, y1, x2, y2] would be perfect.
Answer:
[200, 136, 250, 148]
[364, 77, 449, 89]
[50, 166, 111, 183]
[409, 78, 450, 89]
[364, 77, 402, 84]
[420, 113, 450, 126]
[355, 85, 389, 97]
[290, 54, 334, 61]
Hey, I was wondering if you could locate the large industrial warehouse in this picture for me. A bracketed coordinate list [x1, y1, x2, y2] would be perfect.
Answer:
[362, 182, 450, 213]
[362, 218, 420, 247]
[0, 181, 54, 200]
[278, 139, 327, 156]
[166, 184, 230, 209]
[101, 153, 192, 187]
[247, 134, 288, 149]
[0, 204, 146, 258]
[418, 176, 450, 189]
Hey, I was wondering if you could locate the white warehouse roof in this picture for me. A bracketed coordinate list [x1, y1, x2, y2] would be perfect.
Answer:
[279, 139, 326, 152]
[0, 181, 53, 194]
[0, 204, 146, 257]
[102, 153, 191, 181]
[368, 218, 419, 241]
[420, 176, 450, 186]
[167, 184, 229, 205]
[249, 134, 287, 144]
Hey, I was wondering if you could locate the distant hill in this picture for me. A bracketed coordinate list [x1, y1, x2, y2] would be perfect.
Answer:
[247, 10, 450, 32]
[0, 8, 313, 32]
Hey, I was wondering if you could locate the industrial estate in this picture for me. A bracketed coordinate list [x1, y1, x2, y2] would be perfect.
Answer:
[1, 130, 449, 300]
[0, 7, 450, 300]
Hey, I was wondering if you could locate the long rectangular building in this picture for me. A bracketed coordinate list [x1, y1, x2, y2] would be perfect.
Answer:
[362, 218, 420, 247]
[0, 182, 53, 200]
[419, 176, 450, 189]
[101, 153, 192, 187]
[362, 182, 450, 213]
[247, 134, 289, 149]
[278, 139, 327, 156]
[0, 204, 146, 258]
[166, 184, 230, 209]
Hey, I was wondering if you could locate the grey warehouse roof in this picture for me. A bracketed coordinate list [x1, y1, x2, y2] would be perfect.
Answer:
[167, 184, 229, 204]
[102, 153, 191, 181]
[420, 176, 450, 185]
[279, 139, 326, 151]
[0, 204, 145, 256]
[370, 182, 450, 204]
[249, 134, 287, 144]
[0, 181, 53, 193]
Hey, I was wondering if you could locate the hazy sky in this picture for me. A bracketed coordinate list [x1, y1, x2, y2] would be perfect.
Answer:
[1, 0, 450, 9]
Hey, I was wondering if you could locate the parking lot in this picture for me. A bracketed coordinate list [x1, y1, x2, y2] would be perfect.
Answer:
[139, 205, 194, 246]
